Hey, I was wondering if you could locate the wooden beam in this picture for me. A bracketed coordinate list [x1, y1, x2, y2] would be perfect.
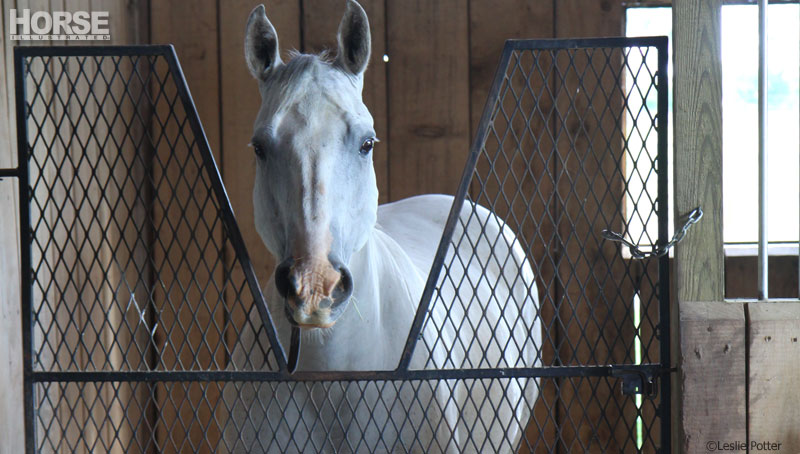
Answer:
[678, 301, 747, 454]
[747, 302, 800, 454]
[672, 0, 724, 303]
[672, 2, 725, 452]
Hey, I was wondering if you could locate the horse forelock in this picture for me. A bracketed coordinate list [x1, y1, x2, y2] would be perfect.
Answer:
[259, 52, 358, 114]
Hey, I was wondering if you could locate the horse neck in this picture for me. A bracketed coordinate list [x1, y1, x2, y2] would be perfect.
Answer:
[297, 227, 424, 370]
[349, 226, 426, 333]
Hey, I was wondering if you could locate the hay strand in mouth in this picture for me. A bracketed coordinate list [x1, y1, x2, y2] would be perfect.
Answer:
[350, 295, 365, 322]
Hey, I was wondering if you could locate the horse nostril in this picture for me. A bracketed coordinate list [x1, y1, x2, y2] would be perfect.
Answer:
[330, 262, 353, 306]
[275, 258, 294, 299]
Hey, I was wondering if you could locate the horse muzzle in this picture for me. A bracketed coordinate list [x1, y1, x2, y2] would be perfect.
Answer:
[275, 256, 354, 328]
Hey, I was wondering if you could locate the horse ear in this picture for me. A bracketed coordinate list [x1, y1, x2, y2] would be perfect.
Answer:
[336, 0, 371, 76]
[245, 4, 282, 80]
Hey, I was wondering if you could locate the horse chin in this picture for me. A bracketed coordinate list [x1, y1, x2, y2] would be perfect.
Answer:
[283, 303, 338, 329]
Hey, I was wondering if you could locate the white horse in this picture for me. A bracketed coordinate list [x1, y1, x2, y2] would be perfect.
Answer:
[226, 2, 542, 452]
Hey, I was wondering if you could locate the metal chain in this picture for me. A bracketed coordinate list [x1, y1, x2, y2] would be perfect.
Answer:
[601, 207, 703, 259]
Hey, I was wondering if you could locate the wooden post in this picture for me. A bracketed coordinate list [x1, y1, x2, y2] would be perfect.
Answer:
[0, 1, 24, 451]
[673, 0, 724, 303]
[673, 0, 737, 453]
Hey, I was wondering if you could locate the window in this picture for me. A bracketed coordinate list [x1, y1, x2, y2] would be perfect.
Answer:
[626, 4, 800, 247]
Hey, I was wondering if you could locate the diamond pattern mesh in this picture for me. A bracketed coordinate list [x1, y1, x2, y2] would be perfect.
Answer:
[23, 52, 277, 372]
[33, 377, 659, 454]
[17, 39, 667, 454]
[419, 45, 664, 370]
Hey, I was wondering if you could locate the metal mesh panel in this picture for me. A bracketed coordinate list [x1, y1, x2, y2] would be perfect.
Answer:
[22, 50, 278, 372]
[416, 44, 665, 370]
[14, 39, 669, 454]
[33, 377, 659, 454]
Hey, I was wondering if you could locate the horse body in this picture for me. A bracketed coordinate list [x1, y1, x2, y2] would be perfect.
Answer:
[226, 2, 541, 452]
[230, 195, 540, 453]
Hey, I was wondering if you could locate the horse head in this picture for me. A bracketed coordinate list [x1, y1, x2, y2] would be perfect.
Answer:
[245, 0, 377, 329]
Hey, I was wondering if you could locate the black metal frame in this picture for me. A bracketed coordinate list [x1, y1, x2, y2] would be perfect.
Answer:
[8, 36, 670, 453]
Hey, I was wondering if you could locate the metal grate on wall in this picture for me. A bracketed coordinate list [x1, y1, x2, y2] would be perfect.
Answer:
[8, 38, 669, 454]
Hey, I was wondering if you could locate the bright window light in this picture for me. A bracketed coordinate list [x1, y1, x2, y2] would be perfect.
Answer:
[625, 7, 674, 246]
[626, 4, 800, 245]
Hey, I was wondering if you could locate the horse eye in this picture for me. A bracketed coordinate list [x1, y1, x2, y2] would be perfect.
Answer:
[359, 138, 375, 156]
[253, 143, 266, 159]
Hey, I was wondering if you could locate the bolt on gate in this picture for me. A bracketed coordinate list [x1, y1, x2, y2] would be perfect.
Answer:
[7, 37, 669, 453]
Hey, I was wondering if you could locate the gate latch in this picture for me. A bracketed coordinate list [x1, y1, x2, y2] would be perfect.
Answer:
[610, 367, 659, 399]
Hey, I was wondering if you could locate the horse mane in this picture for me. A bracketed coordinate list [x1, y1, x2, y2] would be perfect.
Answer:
[259, 50, 348, 111]
[258, 49, 363, 120]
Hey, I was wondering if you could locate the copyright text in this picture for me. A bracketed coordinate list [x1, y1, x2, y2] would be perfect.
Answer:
[706, 440, 782, 452]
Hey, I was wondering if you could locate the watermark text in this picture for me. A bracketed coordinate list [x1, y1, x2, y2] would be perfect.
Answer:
[8, 9, 110, 41]
[706, 440, 783, 452]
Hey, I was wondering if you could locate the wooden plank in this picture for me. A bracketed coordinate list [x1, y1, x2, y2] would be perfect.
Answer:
[553, 2, 635, 452]
[65, 3, 95, 450]
[302, 0, 389, 203]
[467, 0, 553, 136]
[150, 0, 222, 156]
[0, 1, 24, 452]
[386, 0, 470, 201]
[467, 3, 556, 453]
[677, 301, 746, 454]
[672, 0, 724, 303]
[747, 302, 800, 454]
[726, 255, 799, 299]
[150, 1, 224, 452]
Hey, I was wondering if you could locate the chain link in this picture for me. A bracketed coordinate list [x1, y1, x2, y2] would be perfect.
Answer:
[601, 207, 703, 259]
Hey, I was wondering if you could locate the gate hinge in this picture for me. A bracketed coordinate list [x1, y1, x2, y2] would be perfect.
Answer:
[610, 366, 665, 399]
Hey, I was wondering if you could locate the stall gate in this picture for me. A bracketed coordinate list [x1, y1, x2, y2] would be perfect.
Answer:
[7, 37, 669, 453]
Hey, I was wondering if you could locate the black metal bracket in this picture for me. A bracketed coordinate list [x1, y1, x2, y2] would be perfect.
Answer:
[0, 168, 20, 179]
[610, 366, 662, 399]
